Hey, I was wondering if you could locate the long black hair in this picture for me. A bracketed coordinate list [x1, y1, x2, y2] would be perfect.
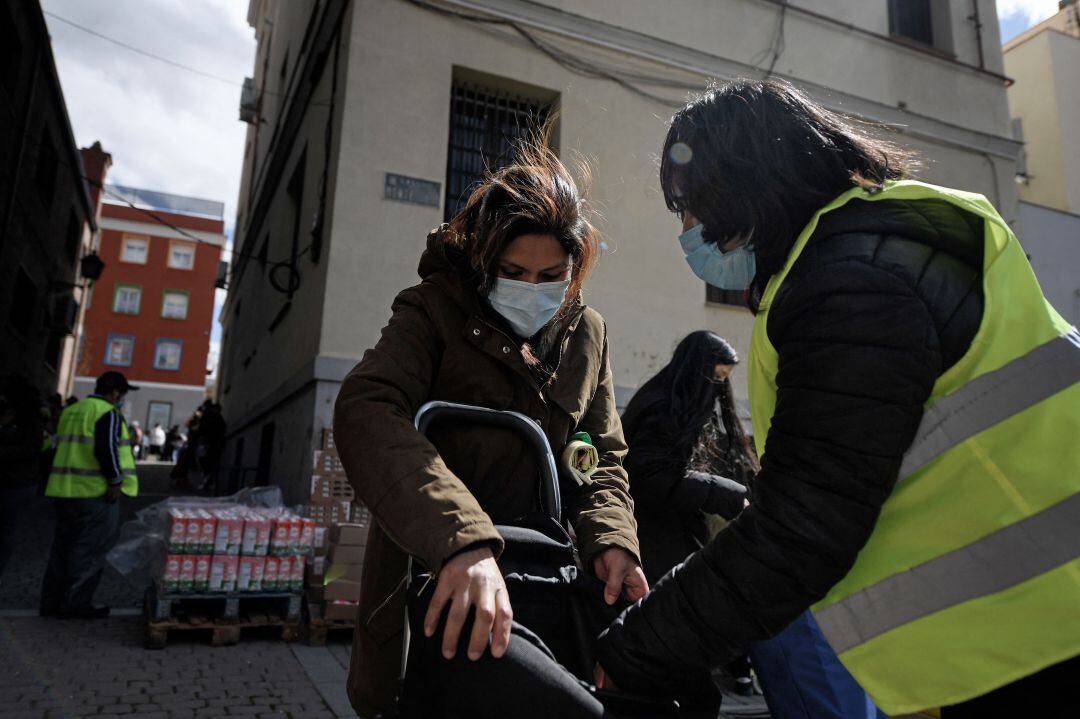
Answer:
[660, 79, 914, 311]
[622, 331, 754, 471]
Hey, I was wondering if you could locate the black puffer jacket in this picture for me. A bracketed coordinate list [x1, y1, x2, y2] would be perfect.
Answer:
[596, 198, 985, 692]
[624, 395, 749, 585]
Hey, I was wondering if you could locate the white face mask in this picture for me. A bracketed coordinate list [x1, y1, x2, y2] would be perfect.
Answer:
[488, 277, 571, 338]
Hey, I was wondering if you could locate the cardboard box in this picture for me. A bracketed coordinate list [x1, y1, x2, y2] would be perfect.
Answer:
[305, 501, 351, 527]
[324, 562, 364, 583]
[309, 475, 354, 503]
[328, 543, 366, 564]
[330, 523, 369, 547]
[323, 600, 359, 621]
[209, 555, 239, 592]
[321, 427, 336, 452]
[324, 578, 363, 601]
[313, 449, 346, 475]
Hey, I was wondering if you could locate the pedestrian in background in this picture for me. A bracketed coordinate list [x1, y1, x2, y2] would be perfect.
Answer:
[620, 331, 754, 712]
[149, 422, 165, 459]
[596, 79, 1080, 717]
[40, 371, 139, 619]
[0, 375, 44, 583]
[129, 421, 143, 460]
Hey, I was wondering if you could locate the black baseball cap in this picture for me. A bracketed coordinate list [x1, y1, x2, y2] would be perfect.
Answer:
[95, 371, 139, 394]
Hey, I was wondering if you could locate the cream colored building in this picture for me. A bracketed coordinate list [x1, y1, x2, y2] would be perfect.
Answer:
[1004, 0, 1080, 213]
[219, 0, 1019, 500]
[1003, 0, 1080, 325]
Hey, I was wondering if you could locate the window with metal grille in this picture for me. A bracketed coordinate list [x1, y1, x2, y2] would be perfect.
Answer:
[444, 79, 553, 222]
[888, 0, 933, 46]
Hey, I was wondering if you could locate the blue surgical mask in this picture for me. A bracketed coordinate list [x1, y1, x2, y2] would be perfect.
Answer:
[678, 223, 756, 291]
[488, 277, 570, 338]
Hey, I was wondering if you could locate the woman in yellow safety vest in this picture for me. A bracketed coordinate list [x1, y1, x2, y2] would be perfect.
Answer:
[595, 79, 1080, 718]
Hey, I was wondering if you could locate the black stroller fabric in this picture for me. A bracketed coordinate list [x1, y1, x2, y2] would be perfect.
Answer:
[399, 515, 683, 718]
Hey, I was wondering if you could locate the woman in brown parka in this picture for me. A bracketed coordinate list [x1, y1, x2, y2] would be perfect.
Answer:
[333, 139, 646, 718]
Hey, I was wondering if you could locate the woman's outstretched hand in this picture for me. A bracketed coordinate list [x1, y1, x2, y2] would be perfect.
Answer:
[593, 547, 649, 605]
[424, 546, 513, 661]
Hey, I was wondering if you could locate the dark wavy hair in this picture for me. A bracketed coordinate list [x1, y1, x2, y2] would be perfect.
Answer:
[443, 130, 599, 308]
[660, 79, 913, 311]
[622, 331, 755, 472]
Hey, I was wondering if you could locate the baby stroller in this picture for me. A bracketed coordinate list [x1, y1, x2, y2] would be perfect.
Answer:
[397, 401, 680, 718]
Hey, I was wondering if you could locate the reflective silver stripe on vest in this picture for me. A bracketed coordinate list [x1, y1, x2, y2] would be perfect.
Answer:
[56, 434, 136, 447]
[815, 491, 1080, 654]
[899, 329, 1080, 478]
[56, 434, 94, 445]
[51, 467, 137, 478]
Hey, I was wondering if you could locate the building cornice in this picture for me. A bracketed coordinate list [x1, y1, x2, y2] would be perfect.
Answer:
[436, 0, 1022, 161]
[99, 216, 227, 247]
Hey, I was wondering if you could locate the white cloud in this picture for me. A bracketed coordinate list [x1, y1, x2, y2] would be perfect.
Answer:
[996, 0, 1061, 25]
[42, 0, 255, 230]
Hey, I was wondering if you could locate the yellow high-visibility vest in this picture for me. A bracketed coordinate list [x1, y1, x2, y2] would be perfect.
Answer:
[46, 396, 138, 498]
[748, 180, 1080, 714]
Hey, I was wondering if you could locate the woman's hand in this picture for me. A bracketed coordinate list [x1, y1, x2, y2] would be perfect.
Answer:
[423, 546, 513, 661]
[593, 547, 649, 605]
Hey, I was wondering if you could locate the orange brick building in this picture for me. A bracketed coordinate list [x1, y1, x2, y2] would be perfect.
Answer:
[75, 185, 225, 433]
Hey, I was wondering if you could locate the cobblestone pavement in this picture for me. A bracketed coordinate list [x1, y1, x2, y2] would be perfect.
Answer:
[0, 463, 359, 719]
[0, 614, 342, 718]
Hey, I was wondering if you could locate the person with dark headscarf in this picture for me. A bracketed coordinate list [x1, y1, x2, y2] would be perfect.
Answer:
[620, 331, 755, 713]
[621, 330, 753, 585]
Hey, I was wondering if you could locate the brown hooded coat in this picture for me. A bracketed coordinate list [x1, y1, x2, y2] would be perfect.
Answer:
[333, 228, 640, 714]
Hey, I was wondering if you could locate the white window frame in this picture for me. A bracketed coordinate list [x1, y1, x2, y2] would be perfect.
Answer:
[120, 236, 149, 264]
[113, 284, 142, 315]
[167, 241, 196, 270]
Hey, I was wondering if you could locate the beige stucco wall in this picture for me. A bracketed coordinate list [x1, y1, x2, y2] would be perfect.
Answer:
[320, 0, 1017, 404]
[1047, 31, 1080, 213]
[1005, 31, 1069, 212]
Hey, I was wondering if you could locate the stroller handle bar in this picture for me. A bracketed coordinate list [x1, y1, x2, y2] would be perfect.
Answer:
[413, 401, 562, 525]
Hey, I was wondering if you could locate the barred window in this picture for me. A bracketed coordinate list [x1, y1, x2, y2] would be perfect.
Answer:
[888, 0, 933, 46]
[444, 78, 554, 222]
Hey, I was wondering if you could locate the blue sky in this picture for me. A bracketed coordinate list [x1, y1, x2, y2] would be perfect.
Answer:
[42, 1, 1060, 378]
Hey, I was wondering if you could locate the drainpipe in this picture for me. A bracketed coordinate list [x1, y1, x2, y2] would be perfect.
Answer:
[970, 0, 986, 70]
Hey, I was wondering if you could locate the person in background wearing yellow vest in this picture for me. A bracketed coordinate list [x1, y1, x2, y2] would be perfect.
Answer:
[40, 371, 139, 619]
[595, 79, 1080, 718]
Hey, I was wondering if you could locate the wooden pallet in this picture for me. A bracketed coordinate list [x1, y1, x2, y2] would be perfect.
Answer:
[143, 583, 302, 649]
[301, 596, 356, 646]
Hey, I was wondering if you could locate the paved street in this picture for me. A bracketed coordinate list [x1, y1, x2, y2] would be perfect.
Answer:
[0, 463, 358, 719]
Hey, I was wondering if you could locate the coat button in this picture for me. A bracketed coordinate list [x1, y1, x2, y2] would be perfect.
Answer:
[473, 328, 481, 336]
[502, 346, 510, 354]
